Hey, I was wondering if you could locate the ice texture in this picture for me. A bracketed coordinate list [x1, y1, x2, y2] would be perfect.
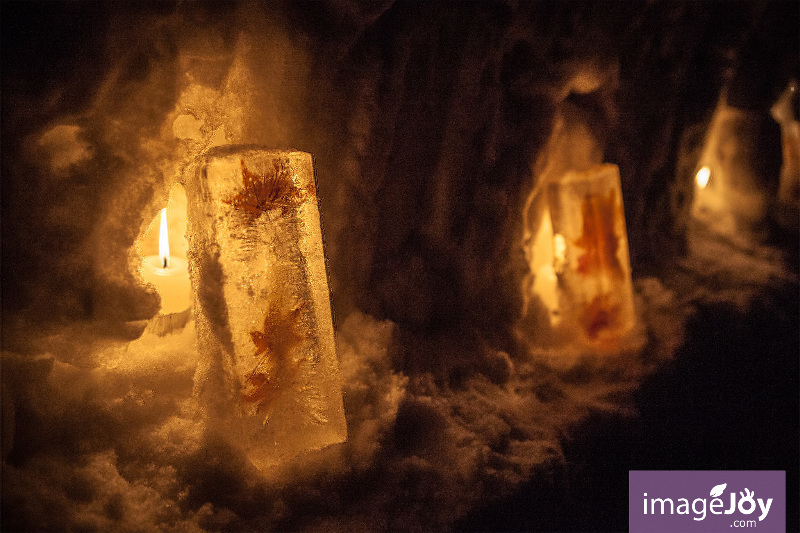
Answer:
[770, 80, 800, 210]
[186, 146, 346, 468]
[547, 164, 636, 348]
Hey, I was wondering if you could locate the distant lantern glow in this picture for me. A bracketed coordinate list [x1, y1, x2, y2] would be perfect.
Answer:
[159, 208, 170, 268]
[696, 166, 711, 189]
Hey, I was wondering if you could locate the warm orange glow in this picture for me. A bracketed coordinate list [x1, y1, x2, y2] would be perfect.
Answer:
[553, 233, 567, 273]
[574, 190, 623, 278]
[135, 187, 192, 320]
[547, 164, 635, 347]
[696, 166, 710, 189]
[530, 213, 561, 325]
[159, 208, 170, 268]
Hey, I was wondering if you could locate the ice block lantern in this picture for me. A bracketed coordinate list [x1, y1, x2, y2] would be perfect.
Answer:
[186, 145, 346, 468]
[547, 163, 635, 348]
[770, 79, 800, 210]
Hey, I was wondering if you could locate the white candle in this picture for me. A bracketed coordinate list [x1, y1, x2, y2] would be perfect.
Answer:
[141, 208, 192, 314]
[695, 166, 711, 189]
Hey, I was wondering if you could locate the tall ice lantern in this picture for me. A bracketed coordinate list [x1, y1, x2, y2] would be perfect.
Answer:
[186, 145, 346, 468]
[547, 163, 635, 348]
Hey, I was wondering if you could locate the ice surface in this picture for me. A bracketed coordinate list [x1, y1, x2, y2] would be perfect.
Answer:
[186, 146, 346, 468]
[770, 80, 800, 210]
[546, 164, 636, 348]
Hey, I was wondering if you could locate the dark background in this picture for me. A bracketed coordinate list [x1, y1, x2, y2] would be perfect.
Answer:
[2, 1, 798, 531]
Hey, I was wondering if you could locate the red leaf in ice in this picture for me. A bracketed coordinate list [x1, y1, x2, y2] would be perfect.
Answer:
[225, 159, 307, 218]
[580, 293, 621, 339]
[574, 189, 624, 278]
[241, 299, 308, 416]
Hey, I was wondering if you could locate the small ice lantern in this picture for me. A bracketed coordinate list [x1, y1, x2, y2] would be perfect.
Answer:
[186, 146, 346, 468]
[770, 79, 800, 211]
[547, 163, 635, 348]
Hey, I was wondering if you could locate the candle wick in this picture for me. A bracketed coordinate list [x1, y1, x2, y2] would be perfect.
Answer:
[162, 257, 168, 268]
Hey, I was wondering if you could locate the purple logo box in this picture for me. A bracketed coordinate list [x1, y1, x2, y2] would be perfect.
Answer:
[629, 471, 785, 533]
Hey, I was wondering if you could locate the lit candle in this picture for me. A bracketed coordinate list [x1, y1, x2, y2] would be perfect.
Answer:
[695, 166, 711, 189]
[141, 208, 192, 315]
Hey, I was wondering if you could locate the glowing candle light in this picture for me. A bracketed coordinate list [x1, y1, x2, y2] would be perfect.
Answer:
[695, 166, 711, 189]
[529, 212, 561, 325]
[553, 233, 567, 273]
[141, 207, 192, 316]
[159, 208, 170, 267]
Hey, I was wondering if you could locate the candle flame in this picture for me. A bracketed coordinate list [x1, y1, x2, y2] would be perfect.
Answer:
[159, 208, 170, 268]
[696, 166, 710, 189]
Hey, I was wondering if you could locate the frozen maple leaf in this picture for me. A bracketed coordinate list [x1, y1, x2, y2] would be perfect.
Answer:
[241, 299, 308, 420]
[579, 293, 621, 339]
[574, 189, 624, 278]
[249, 300, 307, 361]
[225, 159, 307, 218]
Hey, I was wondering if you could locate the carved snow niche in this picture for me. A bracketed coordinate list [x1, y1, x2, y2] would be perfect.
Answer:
[540, 163, 636, 349]
[135, 183, 193, 336]
[186, 145, 346, 468]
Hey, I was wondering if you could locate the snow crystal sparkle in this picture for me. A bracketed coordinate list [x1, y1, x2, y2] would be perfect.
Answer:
[186, 146, 346, 468]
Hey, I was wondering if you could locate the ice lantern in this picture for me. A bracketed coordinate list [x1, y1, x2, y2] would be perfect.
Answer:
[547, 163, 635, 348]
[770, 80, 800, 215]
[186, 146, 346, 468]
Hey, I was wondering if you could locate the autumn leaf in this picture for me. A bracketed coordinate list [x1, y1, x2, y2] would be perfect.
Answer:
[579, 293, 621, 339]
[241, 299, 308, 419]
[249, 300, 307, 362]
[710, 484, 727, 498]
[574, 189, 624, 278]
[225, 159, 307, 218]
[240, 372, 272, 405]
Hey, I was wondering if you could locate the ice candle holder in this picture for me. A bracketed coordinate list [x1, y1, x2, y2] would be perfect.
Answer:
[186, 146, 346, 468]
[547, 163, 635, 348]
[770, 80, 800, 215]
